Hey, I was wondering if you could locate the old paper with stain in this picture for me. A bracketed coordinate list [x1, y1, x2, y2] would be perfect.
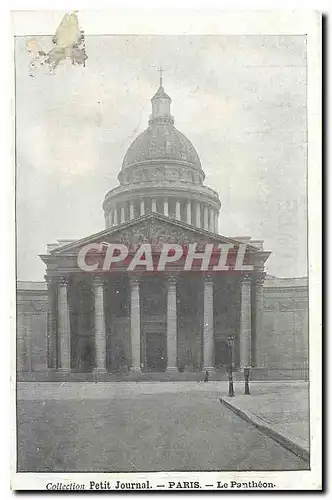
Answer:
[27, 11, 87, 75]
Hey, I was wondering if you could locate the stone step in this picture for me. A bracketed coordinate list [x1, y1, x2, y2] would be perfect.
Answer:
[17, 367, 308, 382]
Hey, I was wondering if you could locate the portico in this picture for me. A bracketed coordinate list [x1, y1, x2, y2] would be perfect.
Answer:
[42, 214, 269, 376]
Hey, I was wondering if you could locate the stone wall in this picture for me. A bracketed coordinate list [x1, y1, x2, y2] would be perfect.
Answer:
[260, 276, 309, 376]
[17, 281, 48, 374]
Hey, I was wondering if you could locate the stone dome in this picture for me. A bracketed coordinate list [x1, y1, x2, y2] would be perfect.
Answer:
[103, 78, 221, 234]
[122, 123, 202, 169]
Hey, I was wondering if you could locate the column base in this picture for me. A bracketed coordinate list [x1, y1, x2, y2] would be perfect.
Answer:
[57, 367, 70, 373]
[93, 367, 107, 373]
[203, 367, 215, 372]
[130, 367, 142, 372]
[166, 367, 178, 372]
[239, 365, 252, 371]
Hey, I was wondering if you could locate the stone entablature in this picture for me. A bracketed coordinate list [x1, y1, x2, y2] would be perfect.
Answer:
[118, 161, 205, 186]
[41, 213, 269, 265]
[104, 180, 219, 204]
[263, 276, 309, 312]
[264, 276, 308, 289]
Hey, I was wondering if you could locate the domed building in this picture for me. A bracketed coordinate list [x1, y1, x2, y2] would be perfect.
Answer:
[102, 77, 221, 233]
[16, 78, 308, 382]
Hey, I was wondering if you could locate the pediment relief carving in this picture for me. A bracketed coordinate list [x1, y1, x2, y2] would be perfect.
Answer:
[49, 215, 257, 258]
[101, 219, 218, 250]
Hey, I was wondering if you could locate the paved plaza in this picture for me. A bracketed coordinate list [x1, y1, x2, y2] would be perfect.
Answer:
[221, 381, 309, 460]
[17, 382, 309, 472]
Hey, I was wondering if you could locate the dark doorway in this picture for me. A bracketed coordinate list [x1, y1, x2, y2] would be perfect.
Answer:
[215, 340, 230, 369]
[145, 331, 166, 372]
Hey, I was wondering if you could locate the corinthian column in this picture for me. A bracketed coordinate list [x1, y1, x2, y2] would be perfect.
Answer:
[113, 208, 118, 226]
[214, 212, 218, 234]
[175, 200, 181, 220]
[186, 201, 192, 224]
[57, 277, 71, 372]
[130, 278, 141, 371]
[46, 276, 57, 370]
[93, 276, 107, 372]
[204, 206, 209, 230]
[164, 198, 169, 216]
[196, 202, 201, 228]
[166, 277, 178, 371]
[254, 274, 265, 368]
[120, 205, 125, 224]
[140, 199, 145, 216]
[209, 208, 214, 232]
[203, 276, 214, 370]
[240, 277, 252, 368]
[129, 202, 134, 220]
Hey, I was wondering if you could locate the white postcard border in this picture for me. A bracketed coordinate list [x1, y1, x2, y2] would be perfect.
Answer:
[10, 8, 322, 491]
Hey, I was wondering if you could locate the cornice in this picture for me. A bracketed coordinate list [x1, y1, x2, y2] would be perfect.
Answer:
[103, 182, 221, 210]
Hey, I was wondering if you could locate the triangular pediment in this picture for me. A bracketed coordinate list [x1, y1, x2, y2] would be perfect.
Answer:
[45, 213, 261, 256]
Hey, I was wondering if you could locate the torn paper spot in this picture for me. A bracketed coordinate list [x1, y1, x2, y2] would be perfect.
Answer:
[27, 11, 87, 76]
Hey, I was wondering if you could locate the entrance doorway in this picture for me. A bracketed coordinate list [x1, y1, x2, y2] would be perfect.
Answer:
[215, 340, 230, 369]
[145, 331, 166, 372]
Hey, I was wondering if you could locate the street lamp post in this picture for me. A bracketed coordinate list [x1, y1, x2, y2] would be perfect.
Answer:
[244, 367, 250, 395]
[227, 335, 235, 397]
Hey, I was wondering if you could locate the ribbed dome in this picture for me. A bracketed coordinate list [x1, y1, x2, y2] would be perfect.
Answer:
[122, 123, 202, 169]
[103, 79, 221, 234]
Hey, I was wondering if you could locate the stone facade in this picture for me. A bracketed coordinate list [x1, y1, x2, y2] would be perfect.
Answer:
[16, 273, 309, 380]
[16, 80, 309, 381]
[259, 276, 309, 378]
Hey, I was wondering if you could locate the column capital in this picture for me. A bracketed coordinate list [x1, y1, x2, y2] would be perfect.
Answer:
[253, 273, 266, 287]
[56, 276, 69, 287]
[45, 275, 56, 287]
[166, 275, 177, 286]
[204, 274, 214, 284]
[130, 277, 140, 286]
[93, 275, 105, 287]
[241, 274, 253, 284]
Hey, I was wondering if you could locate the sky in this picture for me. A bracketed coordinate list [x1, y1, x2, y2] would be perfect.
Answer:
[15, 34, 307, 280]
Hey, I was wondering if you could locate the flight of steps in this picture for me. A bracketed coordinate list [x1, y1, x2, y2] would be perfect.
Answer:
[17, 367, 308, 382]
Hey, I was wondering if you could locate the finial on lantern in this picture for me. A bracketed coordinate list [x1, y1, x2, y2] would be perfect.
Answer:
[158, 66, 164, 86]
